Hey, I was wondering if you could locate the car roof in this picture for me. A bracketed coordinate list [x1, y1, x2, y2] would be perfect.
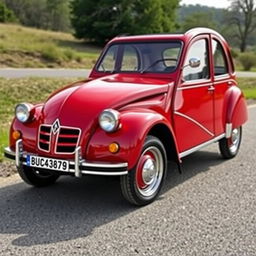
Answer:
[109, 27, 226, 44]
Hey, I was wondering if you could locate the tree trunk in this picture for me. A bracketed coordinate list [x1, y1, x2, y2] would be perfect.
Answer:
[240, 38, 247, 52]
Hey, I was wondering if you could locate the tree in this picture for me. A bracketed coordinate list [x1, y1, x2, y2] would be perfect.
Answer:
[228, 0, 256, 52]
[0, 1, 17, 23]
[181, 12, 217, 32]
[2, 0, 71, 31]
[46, 0, 71, 31]
[70, 0, 179, 44]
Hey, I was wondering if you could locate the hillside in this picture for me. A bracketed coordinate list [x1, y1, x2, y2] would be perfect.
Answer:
[178, 4, 225, 25]
[0, 24, 101, 68]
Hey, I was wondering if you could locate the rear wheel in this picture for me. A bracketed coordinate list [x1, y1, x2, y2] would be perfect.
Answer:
[120, 136, 167, 206]
[219, 126, 242, 159]
[17, 166, 60, 187]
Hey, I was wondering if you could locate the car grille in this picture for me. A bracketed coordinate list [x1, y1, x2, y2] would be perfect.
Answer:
[39, 125, 51, 152]
[56, 127, 80, 153]
[38, 124, 80, 154]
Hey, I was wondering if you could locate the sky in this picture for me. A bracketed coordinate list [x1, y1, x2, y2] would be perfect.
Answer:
[180, 0, 230, 9]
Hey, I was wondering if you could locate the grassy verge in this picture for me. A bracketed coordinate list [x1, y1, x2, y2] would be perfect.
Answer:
[237, 78, 256, 99]
[0, 24, 101, 68]
[0, 77, 80, 161]
[0, 77, 255, 161]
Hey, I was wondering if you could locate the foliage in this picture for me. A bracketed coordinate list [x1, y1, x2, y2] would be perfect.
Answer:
[181, 12, 217, 31]
[227, 0, 256, 52]
[238, 52, 256, 71]
[2, 0, 71, 32]
[0, 1, 16, 23]
[70, 0, 179, 44]
[178, 4, 224, 27]
[0, 24, 101, 68]
[230, 48, 239, 58]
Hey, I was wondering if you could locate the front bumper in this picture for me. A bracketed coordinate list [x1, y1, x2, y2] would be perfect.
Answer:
[4, 139, 128, 177]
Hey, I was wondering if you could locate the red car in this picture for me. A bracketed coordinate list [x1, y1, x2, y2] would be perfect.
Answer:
[4, 28, 248, 205]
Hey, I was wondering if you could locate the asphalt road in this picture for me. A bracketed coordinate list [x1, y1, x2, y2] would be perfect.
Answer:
[0, 106, 255, 256]
[0, 68, 256, 78]
[0, 69, 90, 78]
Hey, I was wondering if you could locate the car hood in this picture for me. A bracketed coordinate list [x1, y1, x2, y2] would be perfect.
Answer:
[42, 74, 170, 127]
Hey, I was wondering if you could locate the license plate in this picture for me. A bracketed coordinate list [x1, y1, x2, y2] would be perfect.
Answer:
[26, 155, 69, 172]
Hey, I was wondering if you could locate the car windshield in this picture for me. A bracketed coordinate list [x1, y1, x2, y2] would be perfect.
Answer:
[97, 41, 182, 74]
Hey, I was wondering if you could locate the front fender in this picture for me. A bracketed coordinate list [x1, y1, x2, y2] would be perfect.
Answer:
[86, 109, 178, 170]
[224, 86, 248, 128]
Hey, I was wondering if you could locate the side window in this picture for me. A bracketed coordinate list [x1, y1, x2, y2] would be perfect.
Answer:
[121, 45, 139, 71]
[183, 39, 209, 81]
[98, 45, 118, 72]
[212, 39, 228, 76]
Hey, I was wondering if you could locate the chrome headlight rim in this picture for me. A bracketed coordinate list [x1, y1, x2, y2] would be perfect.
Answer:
[15, 103, 33, 123]
[99, 109, 120, 133]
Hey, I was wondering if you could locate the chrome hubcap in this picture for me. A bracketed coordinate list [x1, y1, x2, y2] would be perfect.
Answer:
[136, 146, 164, 197]
[229, 128, 241, 154]
[142, 159, 157, 185]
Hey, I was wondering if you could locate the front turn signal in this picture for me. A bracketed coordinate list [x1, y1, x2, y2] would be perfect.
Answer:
[109, 142, 120, 154]
[12, 130, 21, 140]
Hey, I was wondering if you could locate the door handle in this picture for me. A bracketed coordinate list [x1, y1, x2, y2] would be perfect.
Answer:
[208, 86, 215, 92]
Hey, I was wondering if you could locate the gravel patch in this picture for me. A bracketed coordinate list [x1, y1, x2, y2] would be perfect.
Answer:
[0, 161, 17, 178]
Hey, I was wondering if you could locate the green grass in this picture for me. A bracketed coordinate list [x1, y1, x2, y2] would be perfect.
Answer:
[0, 77, 255, 161]
[237, 78, 256, 99]
[235, 65, 256, 72]
[0, 24, 101, 68]
[0, 128, 8, 163]
[0, 77, 80, 160]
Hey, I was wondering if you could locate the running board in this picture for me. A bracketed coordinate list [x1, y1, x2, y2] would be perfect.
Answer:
[179, 134, 225, 158]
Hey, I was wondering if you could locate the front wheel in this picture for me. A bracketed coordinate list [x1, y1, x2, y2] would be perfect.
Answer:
[17, 166, 60, 187]
[219, 126, 242, 159]
[120, 136, 167, 206]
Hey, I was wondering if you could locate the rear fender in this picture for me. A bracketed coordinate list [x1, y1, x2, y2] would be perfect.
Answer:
[224, 86, 248, 137]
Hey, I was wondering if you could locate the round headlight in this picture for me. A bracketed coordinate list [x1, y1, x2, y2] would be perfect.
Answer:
[99, 109, 120, 132]
[15, 103, 33, 123]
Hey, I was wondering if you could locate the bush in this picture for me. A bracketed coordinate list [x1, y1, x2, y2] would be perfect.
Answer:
[230, 48, 239, 59]
[239, 52, 256, 71]
[40, 45, 64, 63]
[63, 48, 76, 61]
[0, 2, 17, 23]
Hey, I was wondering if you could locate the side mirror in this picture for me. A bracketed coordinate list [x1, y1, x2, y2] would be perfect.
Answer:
[189, 57, 200, 68]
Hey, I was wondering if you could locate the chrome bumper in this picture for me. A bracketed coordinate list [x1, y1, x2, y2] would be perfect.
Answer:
[4, 139, 128, 177]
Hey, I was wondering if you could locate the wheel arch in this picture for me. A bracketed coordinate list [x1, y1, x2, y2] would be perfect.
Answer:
[147, 123, 181, 169]
[86, 110, 181, 171]
[224, 85, 248, 131]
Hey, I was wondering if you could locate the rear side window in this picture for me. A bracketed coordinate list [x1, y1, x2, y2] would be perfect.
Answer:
[212, 39, 228, 76]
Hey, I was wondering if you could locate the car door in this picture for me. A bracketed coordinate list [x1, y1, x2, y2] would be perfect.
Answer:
[174, 35, 215, 153]
[210, 36, 233, 136]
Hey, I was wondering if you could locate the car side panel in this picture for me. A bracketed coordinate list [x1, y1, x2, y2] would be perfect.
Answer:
[174, 82, 215, 152]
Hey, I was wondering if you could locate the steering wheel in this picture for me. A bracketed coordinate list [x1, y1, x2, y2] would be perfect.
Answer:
[141, 58, 178, 73]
